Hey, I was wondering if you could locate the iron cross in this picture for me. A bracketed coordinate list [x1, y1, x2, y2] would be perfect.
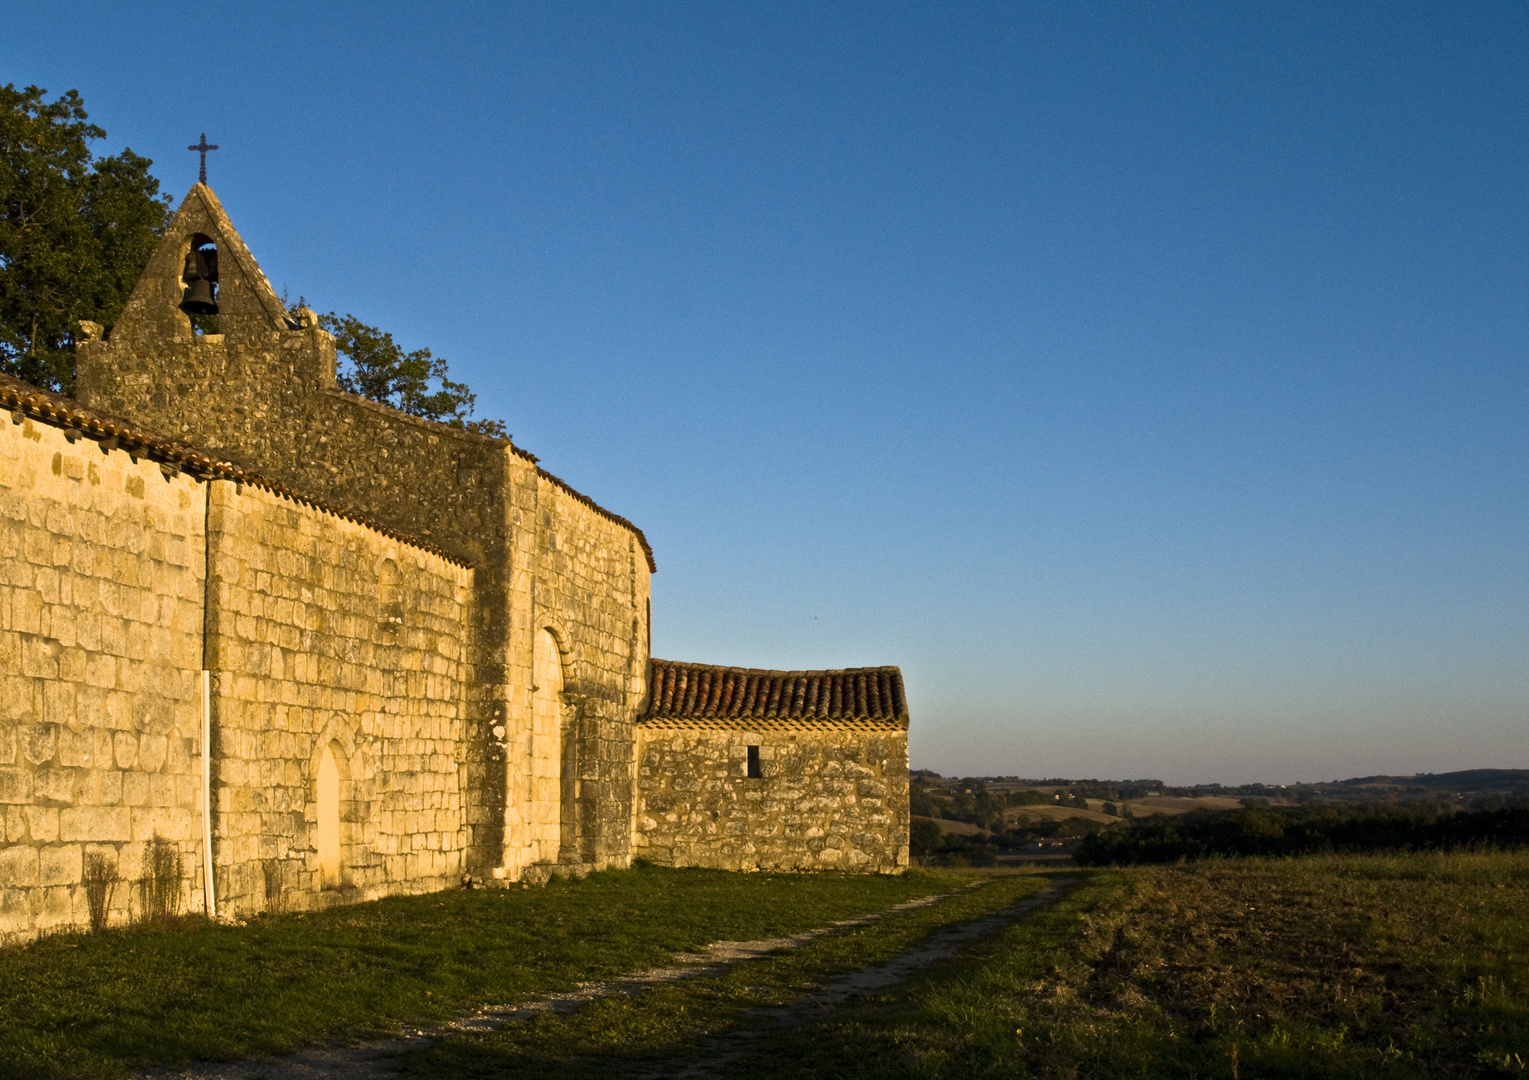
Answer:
[188, 133, 219, 185]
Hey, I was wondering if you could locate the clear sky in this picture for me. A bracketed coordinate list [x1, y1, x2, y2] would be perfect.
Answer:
[5, 3, 1526, 784]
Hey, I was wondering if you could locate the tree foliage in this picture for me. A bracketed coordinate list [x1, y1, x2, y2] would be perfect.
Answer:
[0, 84, 171, 393]
[317, 311, 508, 438]
[1075, 803, 1529, 866]
[908, 817, 943, 858]
[0, 84, 505, 433]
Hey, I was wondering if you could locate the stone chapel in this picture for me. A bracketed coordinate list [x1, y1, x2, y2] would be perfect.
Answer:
[0, 185, 910, 943]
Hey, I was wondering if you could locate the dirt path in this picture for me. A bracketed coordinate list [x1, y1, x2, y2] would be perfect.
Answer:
[640, 877, 1074, 1079]
[143, 878, 1071, 1080]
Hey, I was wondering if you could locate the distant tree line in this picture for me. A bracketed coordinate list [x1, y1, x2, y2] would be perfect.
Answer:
[1075, 804, 1529, 866]
[911, 777, 1062, 831]
[912, 775, 1148, 832]
[913, 770, 1529, 807]
[1054, 779, 1164, 801]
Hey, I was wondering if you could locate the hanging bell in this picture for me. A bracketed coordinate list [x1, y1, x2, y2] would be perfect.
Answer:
[181, 277, 217, 315]
[179, 248, 219, 316]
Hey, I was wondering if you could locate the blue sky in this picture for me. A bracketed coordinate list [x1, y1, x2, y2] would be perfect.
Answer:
[5, 2, 1526, 783]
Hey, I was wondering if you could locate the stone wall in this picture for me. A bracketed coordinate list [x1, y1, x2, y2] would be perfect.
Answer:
[205, 480, 473, 915]
[75, 183, 655, 882]
[502, 476, 650, 878]
[0, 391, 478, 940]
[634, 724, 910, 873]
[1, 180, 914, 930]
[0, 415, 209, 942]
[75, 186, 518, 874]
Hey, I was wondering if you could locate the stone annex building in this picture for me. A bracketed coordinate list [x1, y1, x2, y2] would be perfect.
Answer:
[0, 185, 911, 943]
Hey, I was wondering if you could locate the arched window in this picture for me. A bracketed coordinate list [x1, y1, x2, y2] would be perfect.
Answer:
[179, 233, 220, 335]
[530, 629, 565, 864]
[316, 741, 343, 887]
[378, 559, 402, 630]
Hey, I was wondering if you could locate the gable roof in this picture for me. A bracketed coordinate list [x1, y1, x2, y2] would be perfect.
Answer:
[104, 183, 293, 350]
[177, 183, 292, 328]
[0, 373, 470, 568]
[643, 659, 907, 728]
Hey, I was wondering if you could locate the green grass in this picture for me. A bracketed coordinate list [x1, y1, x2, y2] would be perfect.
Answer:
[0, 864, 964, 1079]
[397, 870, 1053, 1078]
[386, 852, 1529, 1078]
[12, 852, 1521, 1079]
[719, 850, 1529, 1078]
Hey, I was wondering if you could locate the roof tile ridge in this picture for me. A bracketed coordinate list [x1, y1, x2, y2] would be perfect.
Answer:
[648, 658, 900, 678]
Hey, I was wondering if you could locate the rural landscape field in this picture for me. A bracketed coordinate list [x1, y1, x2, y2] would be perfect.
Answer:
[1, 771, 1525, 1078]
[4, 4, 1529, 1078]
[907, 770, 1529, 866]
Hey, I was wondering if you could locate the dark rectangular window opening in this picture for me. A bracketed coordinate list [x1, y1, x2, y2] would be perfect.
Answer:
[746, 745, 761, 779]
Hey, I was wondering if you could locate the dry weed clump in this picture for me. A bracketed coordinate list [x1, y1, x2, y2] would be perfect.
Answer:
[80, 853, 117, 931]
[262, 859, 287, 915]
[138, 836, 183, 923]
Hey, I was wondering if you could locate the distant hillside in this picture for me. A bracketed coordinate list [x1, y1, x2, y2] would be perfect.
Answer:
[1162, 768, 1529, 805]
[1335, 769, 1529, 792]
[905, 764, 1529, 856]
[909, 769, 1529, 839]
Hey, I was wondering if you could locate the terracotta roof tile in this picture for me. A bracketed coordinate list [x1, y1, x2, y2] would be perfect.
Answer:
[643, 659, 907, 726]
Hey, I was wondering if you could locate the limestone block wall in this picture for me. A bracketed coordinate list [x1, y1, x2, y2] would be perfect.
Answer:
[634, 724, 910, 873]
[74, 184, 518, 874]
[76, 184, 657, 879]
[205, 480, 473, 915]
[500, 471, 651, 878]
[0, 416, 209, 943]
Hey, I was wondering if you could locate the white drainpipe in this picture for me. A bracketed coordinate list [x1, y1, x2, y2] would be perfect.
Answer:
[201, 669, 216, 918]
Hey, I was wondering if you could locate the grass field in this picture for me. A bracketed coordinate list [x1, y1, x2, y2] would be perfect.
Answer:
[0, 865, 965, 1080]
[3, 852, 1524, 1078]
[399, 872, 1051, 1078]
[400, 851, 1528, 1078]
[718, 850, 1529, 1078]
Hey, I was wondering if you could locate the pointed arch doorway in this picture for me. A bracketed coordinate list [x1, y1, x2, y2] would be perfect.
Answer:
[529, 628, 570, 864]
[316, 741, 344, 887]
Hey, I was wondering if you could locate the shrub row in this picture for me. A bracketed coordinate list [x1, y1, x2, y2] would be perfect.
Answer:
[1075, 804, 1529, 866]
